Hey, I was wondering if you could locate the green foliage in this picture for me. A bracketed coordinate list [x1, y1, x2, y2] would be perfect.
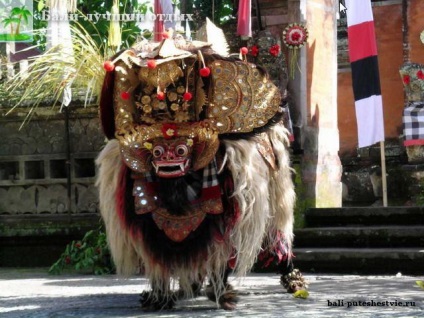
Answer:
[182, 0, 234, 30]
[32, 0, 145, 52]
[32, 1, 48, 48]
[415, 181, 424, 206]
[293, 164, 313, 229]
[49, 227, 115, 275]
[413, 176, 424, 206]
[76, 0, 144, 50]
[192, 0, 234, 24]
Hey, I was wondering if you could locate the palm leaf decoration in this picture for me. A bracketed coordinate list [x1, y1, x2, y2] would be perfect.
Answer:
[3, 19, 110, 127]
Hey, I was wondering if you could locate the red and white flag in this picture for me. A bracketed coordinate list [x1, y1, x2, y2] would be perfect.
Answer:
[346, 0, 385, 148]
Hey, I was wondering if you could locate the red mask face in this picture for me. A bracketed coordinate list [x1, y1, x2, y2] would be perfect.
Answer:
[150, 137, 193, 178]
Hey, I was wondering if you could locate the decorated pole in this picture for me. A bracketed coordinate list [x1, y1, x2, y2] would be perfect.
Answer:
[45, 0, 76, 213]
[346, 0, 387, 206]
[154, 0, 164, 41]
[108, 0, 121, 49]
[237, 0, 251, 39]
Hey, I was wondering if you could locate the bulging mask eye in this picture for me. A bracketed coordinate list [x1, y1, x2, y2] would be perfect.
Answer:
[175, 144, 189, 157]
[153, 145, 165, 158]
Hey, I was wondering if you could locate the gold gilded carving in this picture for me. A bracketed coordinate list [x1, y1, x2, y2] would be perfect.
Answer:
[208, 60, 281, 134]
[150, 197, 223, 242]
[153, 208, 206, 242]
[114, 62, 137, 133]
[138, 61, 183, 89]
[115, 121, 219, 173]
[256, 133, 277, 170]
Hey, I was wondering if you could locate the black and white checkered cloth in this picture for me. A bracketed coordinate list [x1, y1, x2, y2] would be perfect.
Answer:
[403, 102, 424, 146]
[202, 159, 219, 188]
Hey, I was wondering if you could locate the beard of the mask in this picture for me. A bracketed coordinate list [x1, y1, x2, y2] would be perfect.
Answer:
[158, 171, 202, 215]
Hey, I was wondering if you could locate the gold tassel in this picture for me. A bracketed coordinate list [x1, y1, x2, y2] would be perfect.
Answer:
[108, 0, 122, 48]
[289, 48, 298, 80]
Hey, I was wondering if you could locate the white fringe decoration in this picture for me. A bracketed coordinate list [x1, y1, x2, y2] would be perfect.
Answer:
[222, 137, 271, 276]
[264, 124, 296, 254]
[222, 125, 295, 276]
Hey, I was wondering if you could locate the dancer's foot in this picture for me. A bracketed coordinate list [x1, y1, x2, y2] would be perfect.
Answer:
[139, 290, 175, 311]
[205, 283, 239, 310]
[280, 268, 308, 293]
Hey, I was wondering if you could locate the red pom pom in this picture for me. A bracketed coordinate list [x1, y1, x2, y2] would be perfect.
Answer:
[147, 60, 157, 69]
[199, 67, 211, 77]
[240, 47, 248, 55]
[183, 92, 192, 101]
[157, 91, 165, 100]
[103, 61, 115, 72]
[121, 91, 130, 100]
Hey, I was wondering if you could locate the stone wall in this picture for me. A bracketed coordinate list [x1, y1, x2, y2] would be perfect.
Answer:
[0, 105, 104, 215]
[341, 141, 413, 205]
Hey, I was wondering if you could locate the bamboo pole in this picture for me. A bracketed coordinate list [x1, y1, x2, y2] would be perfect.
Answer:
[380, 140, 388, 207]
[65, 106, 72, 214]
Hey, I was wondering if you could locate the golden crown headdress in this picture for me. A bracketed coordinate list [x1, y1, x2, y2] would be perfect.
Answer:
[99, 20, 282, 173]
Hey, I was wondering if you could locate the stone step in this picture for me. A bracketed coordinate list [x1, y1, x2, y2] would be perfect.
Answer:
[293, 247, 424, 275]
[0, 213, 100, 237]
[0, 213, 100, 267]
[294, 225, 424, 248]
[304, 207, 424, 227]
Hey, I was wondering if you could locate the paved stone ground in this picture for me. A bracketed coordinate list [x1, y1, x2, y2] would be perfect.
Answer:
[0, 268, 423, 318]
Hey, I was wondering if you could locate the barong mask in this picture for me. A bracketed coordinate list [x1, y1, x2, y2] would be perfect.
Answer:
[100, 33, 282, 178]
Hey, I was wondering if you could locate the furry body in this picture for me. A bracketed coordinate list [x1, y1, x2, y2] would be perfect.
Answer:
[96, 123, 295, 307]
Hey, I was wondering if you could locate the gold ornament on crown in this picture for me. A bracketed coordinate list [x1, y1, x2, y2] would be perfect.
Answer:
[109, 38, 282, 173]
